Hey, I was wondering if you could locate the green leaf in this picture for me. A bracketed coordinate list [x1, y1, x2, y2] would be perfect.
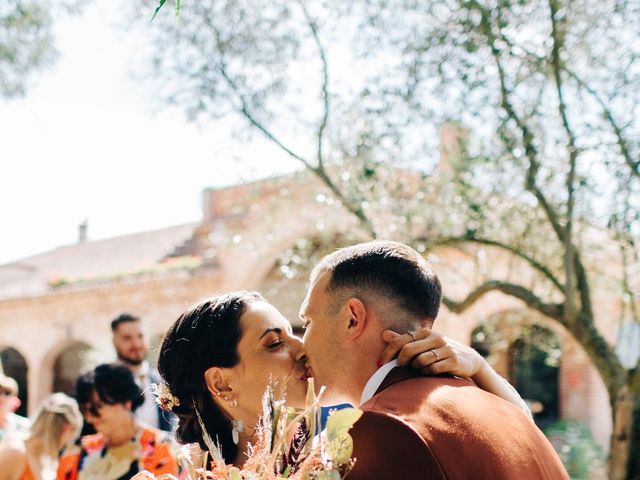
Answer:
[150, 0, 168, 21]
[325, 408, 362, 442]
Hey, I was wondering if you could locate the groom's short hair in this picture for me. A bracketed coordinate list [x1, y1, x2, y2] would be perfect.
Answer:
[311, 241, 442, 327]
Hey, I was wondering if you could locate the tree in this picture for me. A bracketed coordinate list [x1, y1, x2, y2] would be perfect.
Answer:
[141, 1, 639, 477]
[0, 0, 84, 98]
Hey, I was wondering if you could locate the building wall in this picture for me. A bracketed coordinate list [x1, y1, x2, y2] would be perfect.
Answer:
[0, 271, 225, 410]
[559, 336, 613, 451]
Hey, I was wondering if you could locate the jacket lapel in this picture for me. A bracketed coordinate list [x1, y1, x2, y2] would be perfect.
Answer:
[374, 367, 457, 397]
[374, 367, 422, 397]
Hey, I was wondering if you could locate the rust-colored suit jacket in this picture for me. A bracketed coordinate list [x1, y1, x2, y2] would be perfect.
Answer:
[348, 367, 568, 480]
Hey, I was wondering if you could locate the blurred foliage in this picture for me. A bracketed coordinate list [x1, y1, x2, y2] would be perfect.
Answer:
[545, 420, 607, 479]
[0, 0, 85, 98]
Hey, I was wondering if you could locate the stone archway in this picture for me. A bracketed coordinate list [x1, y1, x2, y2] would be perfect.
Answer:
[470, 311, 562, 425]
[0, 347, 29, 417]
[51, 342, 93, 395]
[38, 340, 95, 404]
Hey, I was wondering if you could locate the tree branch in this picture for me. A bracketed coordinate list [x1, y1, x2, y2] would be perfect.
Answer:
[442, 280, 625, 394]
[549, 0, 578, 320]
[469, 0, 566, 246]
[564, 68, 639, 180]
[299, 1, 330, 171]
[213, 27, 377, 239]
[500, 36, 638, 180]
[442, 280, 563, 320]
[423, 235, 564, 292]
[215, 59, 315, 170]
[312, 166, 378, 238]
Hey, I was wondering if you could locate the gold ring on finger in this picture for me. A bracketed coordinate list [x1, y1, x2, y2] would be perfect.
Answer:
[407, 330, 416, 341]
[430, 349, 439, 361]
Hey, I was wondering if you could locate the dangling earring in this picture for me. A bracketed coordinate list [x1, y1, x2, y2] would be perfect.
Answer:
[231, 419, 244, 444]
[230, 398, 237, 408]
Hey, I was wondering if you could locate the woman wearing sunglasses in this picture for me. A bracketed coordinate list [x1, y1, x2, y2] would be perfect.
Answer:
[57, 363, 180, 480]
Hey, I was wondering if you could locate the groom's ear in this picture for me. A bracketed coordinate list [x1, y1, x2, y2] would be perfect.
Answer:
[204, 367, 233, 397]
[345, 297, 367, 340]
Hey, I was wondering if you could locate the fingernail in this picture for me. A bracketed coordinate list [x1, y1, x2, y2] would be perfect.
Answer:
[376, 359, 384, 368]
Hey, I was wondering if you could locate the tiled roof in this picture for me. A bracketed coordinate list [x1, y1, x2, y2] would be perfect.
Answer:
[0, 223, 199, 300]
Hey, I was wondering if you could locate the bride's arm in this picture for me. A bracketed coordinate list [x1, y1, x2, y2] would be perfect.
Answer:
[380, 328, 532, 417]
[469, 361, 531, 417]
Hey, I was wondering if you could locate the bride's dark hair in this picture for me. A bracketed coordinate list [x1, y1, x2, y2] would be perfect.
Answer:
[158, 291, 263, 462]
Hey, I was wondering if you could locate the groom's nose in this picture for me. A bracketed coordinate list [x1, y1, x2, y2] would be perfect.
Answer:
[297, 353, 309, 365]
[294, 346, 308, 364]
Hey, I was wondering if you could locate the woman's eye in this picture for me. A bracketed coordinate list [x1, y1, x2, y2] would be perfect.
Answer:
[267, 340, 283, 349]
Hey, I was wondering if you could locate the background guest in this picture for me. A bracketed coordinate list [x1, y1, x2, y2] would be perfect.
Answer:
[0, 393, 82, 480]
[0, 375, 29, 441]
[111, 313, 173, 431]
[57, 363, 179, 479]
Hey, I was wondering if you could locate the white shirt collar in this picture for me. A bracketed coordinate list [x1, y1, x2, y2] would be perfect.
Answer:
[359, 360, 398, 405]
[137, 360, 150, 376]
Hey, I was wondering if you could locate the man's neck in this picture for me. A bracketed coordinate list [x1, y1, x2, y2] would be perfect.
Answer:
[332, 362, 379, 406]
[331, 330, 387, 404]
[117, 358, 147, 373]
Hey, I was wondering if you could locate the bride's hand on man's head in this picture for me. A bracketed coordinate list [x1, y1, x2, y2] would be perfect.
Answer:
[380, 327, 484, 378]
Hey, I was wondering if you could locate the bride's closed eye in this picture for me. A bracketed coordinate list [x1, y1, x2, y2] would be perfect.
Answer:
[262, 331, 284, 350]
[267, 338, 284, 349]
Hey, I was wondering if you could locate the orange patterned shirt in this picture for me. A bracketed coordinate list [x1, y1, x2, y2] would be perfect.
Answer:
[57, 426, 179, 480]
[19, 462, 36, 480]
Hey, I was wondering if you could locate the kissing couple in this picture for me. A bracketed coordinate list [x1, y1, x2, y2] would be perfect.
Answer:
[151, 241, 568, 479]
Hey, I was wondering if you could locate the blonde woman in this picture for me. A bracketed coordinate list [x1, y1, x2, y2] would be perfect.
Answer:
[0, 393, 82, 480]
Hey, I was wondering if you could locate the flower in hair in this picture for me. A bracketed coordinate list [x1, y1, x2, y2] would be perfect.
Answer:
[151, 382, 181, 411]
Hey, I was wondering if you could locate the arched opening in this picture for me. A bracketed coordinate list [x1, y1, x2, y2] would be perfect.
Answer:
[507, 325, 561, 426]
[0, 347, 29, 417]
[52, 342, 92, 395]
[471, 317, 561, 428]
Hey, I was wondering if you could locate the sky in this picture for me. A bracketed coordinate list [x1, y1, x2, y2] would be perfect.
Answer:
[0, 1, 299, 265]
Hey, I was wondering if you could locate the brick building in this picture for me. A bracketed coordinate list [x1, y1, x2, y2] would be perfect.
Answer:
[0, 170, 624, 453]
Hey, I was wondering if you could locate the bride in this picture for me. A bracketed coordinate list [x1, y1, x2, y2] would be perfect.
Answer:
[154, 291, 528, 467]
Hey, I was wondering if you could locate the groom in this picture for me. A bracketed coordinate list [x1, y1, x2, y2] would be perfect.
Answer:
[300, 241, 568, 479]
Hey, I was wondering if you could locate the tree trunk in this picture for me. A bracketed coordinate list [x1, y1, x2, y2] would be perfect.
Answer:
[627, 383, 640, 480]
[608, 384, 638, 479]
